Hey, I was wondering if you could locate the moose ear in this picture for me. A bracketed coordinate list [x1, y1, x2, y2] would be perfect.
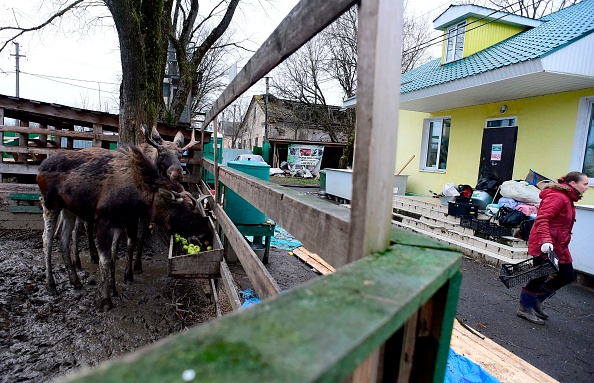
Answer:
[158, 189, 184, 204]
[151, 126, 164, 145]
[174, 131, 185, 149]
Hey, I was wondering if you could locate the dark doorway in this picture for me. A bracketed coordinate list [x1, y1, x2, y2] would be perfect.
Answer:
[478, 126, 518, 182]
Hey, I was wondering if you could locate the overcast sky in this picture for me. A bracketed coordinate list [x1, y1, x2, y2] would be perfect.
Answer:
[0, 1, 449, 113]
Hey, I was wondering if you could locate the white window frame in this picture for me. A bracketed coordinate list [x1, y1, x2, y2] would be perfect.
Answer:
[444, 21, 466, 63]
[570, 96, 594, 183]
[484, 117, 518, 129]
[420, 117, 451, 172]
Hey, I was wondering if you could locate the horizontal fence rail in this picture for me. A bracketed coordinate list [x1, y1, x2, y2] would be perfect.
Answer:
[203, 159, 351, 267]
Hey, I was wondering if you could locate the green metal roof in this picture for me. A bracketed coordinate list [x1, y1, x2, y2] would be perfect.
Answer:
[401, 0, 594, 94]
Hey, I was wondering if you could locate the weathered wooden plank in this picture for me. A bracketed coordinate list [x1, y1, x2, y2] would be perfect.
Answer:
[61, 242, 461, 383]
[292, 246, 335, 275]
[215, 204, 281, 299]
[210, 278, 223, 317]
[0, 97, 120, 127]
[0, 163, 39, 175]
[9, 205, 43, 213]
[206, 159, 350, 268]
[450, 321, 558, 383]
[9, 193, 41, 201]
[0, 125, 119, 142]
[220, 259, 242, 311]
[0, 212, 44, 230]
[0, 145, 61, 156]
[201, 0, 357, 129]
[167, 219, 224, 279]
[347, 0, 402, 263]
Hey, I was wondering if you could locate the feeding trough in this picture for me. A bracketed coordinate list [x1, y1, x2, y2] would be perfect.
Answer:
[168, 217, 224, 279]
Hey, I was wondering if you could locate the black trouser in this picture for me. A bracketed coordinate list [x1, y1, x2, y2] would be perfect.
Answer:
[525, 254, 575, 293]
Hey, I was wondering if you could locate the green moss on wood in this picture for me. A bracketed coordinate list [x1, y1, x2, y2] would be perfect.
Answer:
[65, 243, 461, 383]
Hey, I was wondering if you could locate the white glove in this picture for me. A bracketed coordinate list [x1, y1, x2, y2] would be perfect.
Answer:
[541, 243, 553, 253]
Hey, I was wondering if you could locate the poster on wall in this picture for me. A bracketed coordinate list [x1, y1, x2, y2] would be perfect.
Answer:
[287, 144, 325, 176]
[491, 144, 502, 161]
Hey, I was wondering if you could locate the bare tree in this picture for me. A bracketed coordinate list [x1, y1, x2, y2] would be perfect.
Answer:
[271, 3, 431, 168]
[459, 0, 582, 18]
[488, 0, 581, 18]
[322, 7, 357, 98]
[222, 95, 249, 148]
[1, 0, 242, 145]
[402, 3, 433, 73]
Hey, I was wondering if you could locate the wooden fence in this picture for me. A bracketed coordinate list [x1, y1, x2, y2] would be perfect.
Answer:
[62, 0, 463, 382]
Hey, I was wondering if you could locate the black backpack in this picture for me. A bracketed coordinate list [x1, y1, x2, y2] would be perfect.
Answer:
[518, 219, 535, 241]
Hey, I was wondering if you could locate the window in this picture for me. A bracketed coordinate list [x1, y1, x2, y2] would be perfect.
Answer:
[486, 117, 517, 128]
[571, 96, 594, 181]
[421, 118, 451, 171]
[445, 21, 466, 63]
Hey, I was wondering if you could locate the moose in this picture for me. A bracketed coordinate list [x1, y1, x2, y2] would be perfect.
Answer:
[37, 144, 210, 310]
[66, 126, 194, 280]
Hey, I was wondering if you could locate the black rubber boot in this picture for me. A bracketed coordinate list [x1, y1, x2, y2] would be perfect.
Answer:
[517, 288, 545, 325]
[534, 287, 556, 319]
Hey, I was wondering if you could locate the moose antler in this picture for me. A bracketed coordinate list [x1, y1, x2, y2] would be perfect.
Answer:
[141, 124, 161, 149]
[181, 128, 199, 151]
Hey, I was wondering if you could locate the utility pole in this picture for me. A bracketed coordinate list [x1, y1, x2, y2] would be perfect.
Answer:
[232, 104, 237, 148]
[10, 42, 26, 97]
[264, 76, 269, 143]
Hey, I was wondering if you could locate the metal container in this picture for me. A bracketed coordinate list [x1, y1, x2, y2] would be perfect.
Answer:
[471, 190, 494, 210]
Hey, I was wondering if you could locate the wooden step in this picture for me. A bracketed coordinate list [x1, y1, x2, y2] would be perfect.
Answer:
[392, 219, 527, 267]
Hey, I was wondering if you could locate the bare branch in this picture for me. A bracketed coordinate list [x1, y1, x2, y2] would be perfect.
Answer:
[0, 0, 86, 52]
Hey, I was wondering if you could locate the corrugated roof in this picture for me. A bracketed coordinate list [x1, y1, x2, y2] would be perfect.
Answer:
[401, 0, 594, 94]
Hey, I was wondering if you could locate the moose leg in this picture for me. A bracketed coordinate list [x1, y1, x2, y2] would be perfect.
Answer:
[134, 217, 148, 274]
[124, 225, 139, 285]
[71, 217, 83, 271]
[42, 203, 60, 294]
[110, 227, 124, 296]
[86, 220, 99, 264]
[59, 210, 83, 290]
[95, 220, 115, 311]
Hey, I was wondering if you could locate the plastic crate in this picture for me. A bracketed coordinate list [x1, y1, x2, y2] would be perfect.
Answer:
[448, 201, 478, 217]
[460, 217, 513, 237]
[460, 216, 480, 230]
[499, 252, 559, 288]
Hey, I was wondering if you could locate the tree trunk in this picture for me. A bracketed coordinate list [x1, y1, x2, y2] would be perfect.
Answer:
[106, 0, 169, 145]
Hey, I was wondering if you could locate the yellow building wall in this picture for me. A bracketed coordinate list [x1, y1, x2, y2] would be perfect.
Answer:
[396, 88, 594, 205]
[440, 18, 526, 63]
[464, 17, 525, 57]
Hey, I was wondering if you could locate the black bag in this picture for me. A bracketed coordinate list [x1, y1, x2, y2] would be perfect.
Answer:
[476, 177, 501, 197]
[496, 205, 526, 227]
[518, 219, 535, 241]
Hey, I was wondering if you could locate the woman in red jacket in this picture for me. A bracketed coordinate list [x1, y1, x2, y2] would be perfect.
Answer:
[518, 172, 589, 325]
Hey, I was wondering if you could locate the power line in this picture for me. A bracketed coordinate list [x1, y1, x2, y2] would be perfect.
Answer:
[403, 0, 526, 56]
[20, 71, 119, 85]
[3, 70, 120, 95]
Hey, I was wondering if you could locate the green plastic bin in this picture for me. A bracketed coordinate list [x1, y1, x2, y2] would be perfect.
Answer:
[224, 161, 270, 225]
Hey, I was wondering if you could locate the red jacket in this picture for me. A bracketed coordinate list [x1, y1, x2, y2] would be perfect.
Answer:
[528, 183, 580, 263]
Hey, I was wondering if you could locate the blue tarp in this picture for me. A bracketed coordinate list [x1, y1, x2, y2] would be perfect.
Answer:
[246, 224, 302, 251]
[445, 348, 501, 383]
[270, 225, 302, 250]
[239, 288, 261, 308]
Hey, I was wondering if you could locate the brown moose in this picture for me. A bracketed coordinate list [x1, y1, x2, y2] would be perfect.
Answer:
[37, 145, 209, 310]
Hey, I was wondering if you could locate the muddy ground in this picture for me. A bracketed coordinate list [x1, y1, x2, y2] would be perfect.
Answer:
[0, 229, 319, 383]
[1, 223, 592, 383]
